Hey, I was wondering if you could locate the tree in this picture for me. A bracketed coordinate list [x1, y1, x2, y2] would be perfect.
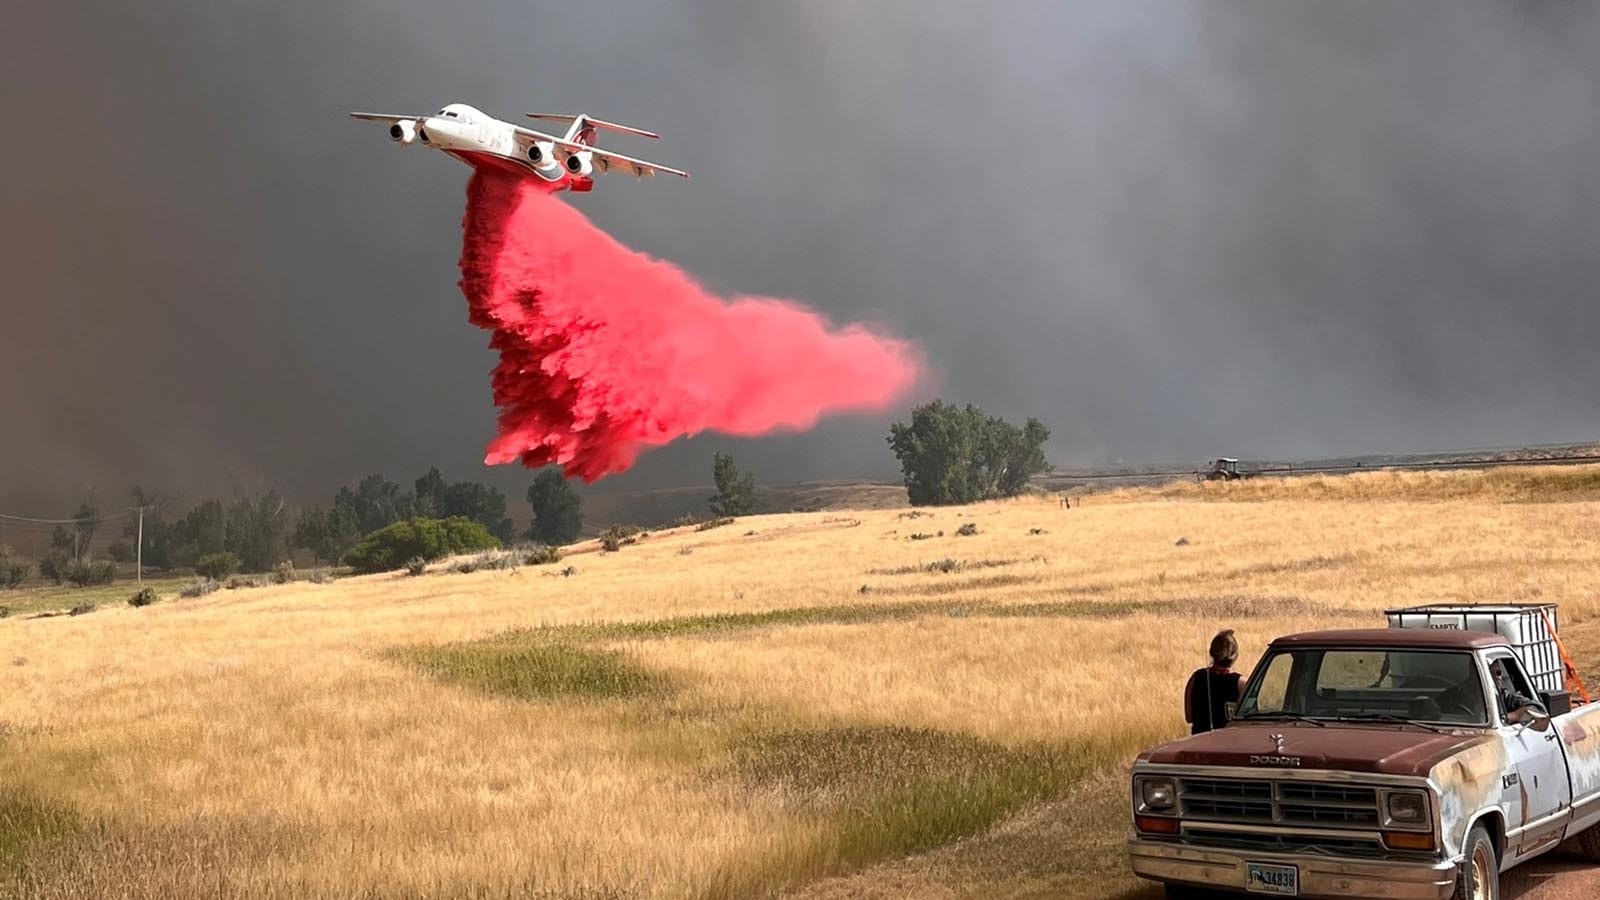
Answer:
[443, 481, 515, 542]
[295, 504, 362, 566]
[887, 401, 1052, 506]
[49, 526, 75, 555]
[169, 499, 227, 567]
[344, 474, 411, 537]
[124, 487, 174, 570]
[413, 468, 448, 519]
[107, 540, 136, 564]
[224, 493, 290, 573]
[709, 452, 759, 518]
[526, 468, 583, 546]
[72, 502, 102, 556]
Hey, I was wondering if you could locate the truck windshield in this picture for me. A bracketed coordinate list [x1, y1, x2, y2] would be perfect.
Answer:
[1236, 648, 1489, 727]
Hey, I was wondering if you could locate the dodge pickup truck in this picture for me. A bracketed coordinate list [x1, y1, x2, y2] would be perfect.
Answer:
[1128, 618, 1600, 899]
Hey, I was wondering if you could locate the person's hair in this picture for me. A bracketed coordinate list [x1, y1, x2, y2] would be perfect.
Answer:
[1209, 629, 1239, 667]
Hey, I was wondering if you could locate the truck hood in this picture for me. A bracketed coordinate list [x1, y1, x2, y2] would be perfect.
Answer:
[1138, 722, 1495, 777]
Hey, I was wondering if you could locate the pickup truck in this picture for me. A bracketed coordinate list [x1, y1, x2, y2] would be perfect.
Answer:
[1128, 621, 1600, 899]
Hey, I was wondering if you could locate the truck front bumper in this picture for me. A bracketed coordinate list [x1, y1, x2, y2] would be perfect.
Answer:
[1128, 838, 1459, 899]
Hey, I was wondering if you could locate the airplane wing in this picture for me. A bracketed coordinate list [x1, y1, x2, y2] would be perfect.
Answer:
[511, 126, 690, 179]
[527, 113, 661, 140]
[350, 112, 420, 123]
[562, 141, 690, 179]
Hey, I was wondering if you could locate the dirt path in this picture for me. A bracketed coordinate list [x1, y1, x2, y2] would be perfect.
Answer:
[1504, 855, 1600, 900]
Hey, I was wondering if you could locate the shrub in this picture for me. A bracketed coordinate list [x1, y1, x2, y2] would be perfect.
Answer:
[38, 553, 70, 586]
[180, 578, 219, 599]
[600, 524, 643, 553]
[271, 560, 296, 584]
[0, 554, 28, 590]
[0, 606, 10, 619]
[454, 551, 518, 575]
[956, 523, 980, 537]
[695, 517, 735, 532]
[226, 576, 267, 590]
[525, 545, 563, 566]
[342, 516, 501, 574]
[129, 587, 158, 607]
[65, 559, 117, 588]
[308, 569, 332, 585]
[69, 603, 96, 617]
[405, 557, 429, 577]
[194, 552, 240, 581]
[107, 540, 136, 564]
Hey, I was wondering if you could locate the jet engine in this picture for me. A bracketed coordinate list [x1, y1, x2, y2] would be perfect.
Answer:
[389, 120, 418, 144]
[527, 140, 556, 164]
[564, 150, 594, 177]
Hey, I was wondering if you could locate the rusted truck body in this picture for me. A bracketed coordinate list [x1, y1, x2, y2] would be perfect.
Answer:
[1128, 624, 1600, 898]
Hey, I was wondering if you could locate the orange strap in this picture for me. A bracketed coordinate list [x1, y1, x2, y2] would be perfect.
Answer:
[1538, 609, 1592, 705]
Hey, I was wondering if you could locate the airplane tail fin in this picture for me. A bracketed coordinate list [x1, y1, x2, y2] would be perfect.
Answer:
[526, 113, 661, 145]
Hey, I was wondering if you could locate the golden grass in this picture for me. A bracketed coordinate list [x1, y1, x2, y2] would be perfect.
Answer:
[1, 465, 1598, 899]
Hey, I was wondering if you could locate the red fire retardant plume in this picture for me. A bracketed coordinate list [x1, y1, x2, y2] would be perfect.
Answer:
[456, 166, 923, 481]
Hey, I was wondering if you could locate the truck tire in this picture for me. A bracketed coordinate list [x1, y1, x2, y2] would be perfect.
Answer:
[1564, 821, 1600, 862]
[1453, 825, 1499, 900]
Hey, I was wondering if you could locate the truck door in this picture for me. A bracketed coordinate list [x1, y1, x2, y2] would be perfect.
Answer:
[1489, 652, 1572, 858]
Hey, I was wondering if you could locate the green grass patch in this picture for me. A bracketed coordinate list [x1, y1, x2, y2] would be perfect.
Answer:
[392, 642, 670, 702]
[0, 575, 192, 617]
[699, 726, 1085, 900]
[477, 595, 1193, 649]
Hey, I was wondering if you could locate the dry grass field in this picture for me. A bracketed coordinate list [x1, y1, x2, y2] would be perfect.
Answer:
[3, 466, 1600, 900]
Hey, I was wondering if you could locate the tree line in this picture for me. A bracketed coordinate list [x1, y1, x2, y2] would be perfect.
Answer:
[2, 398, 1048, 588]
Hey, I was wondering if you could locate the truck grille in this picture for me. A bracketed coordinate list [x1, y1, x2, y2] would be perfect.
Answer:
[1178, 777, 1380, 828]
[1184, 827, 1387, 859]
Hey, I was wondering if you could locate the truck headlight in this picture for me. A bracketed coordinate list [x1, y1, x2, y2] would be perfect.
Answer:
[1138, 777, 1178, 813]
[1382, 789, 1430, 829]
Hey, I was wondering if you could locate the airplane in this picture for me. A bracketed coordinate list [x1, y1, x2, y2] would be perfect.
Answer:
[350, 102, 689, 192]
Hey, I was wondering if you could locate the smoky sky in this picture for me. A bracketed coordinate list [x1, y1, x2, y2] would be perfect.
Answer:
[2, 1, 1598, 514]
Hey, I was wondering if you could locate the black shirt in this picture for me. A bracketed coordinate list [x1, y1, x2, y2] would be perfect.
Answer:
[1186, 667, 1242, 734]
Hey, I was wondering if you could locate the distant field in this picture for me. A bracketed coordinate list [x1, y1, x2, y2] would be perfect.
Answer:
[0, 574, 193, 618]
[3, 465, 1599, 899]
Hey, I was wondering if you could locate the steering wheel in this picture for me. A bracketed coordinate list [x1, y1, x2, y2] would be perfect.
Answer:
[1400, 675, 1478, 719]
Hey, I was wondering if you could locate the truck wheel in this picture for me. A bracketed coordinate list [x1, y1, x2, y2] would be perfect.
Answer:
[1454, 825, 1499, 900]
[1564, 821, 1600, 862]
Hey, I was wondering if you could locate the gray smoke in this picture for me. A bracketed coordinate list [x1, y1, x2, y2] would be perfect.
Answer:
[2, 0, 1596, 513]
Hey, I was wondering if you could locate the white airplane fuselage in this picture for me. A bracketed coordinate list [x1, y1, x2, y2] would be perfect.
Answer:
[392, 104, 594, 191]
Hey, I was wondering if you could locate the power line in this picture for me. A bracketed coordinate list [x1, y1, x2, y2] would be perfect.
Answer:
[0, 507, 142, 525]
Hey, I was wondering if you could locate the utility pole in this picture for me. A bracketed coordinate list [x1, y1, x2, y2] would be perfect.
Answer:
[136, 505, 145, 586]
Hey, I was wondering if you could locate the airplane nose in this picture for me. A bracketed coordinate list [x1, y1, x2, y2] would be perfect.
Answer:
[420, 117, 461, 146]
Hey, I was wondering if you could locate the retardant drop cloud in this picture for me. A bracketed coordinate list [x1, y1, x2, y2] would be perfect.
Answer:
[457, 165, 923, 481]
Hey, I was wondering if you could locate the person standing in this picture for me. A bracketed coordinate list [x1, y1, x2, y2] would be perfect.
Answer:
[1185, 630, 1247, 734]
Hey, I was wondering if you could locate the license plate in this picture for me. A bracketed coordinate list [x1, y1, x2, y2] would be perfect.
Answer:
[1246, 862, 1299, 896]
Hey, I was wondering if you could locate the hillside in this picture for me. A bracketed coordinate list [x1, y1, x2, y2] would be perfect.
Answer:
[3, 465, 1600, 899]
